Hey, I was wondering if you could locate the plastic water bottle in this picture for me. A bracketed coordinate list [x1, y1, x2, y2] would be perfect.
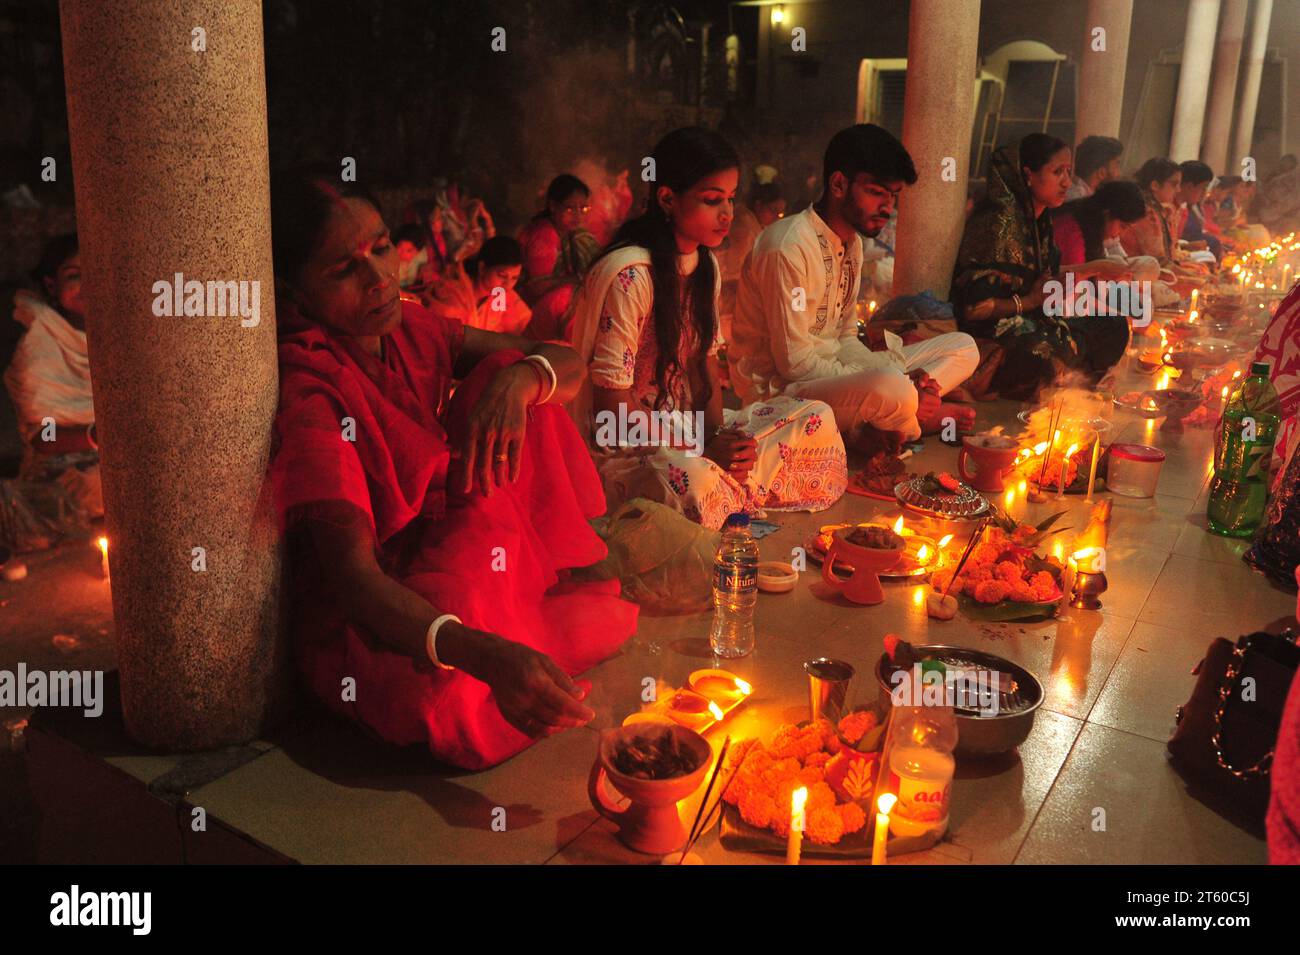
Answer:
[709, 512, 759, 658]
[887, 701, 958, 839]
[1207, 361, 1281, 537]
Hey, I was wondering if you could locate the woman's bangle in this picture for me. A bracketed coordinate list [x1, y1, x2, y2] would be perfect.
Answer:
[86, 423, 98, 451]
[426, 614, 461, 671]
[520, 359, 548, 404]
[523, 354, 557, 404]
[1011, 293, 1023, 316]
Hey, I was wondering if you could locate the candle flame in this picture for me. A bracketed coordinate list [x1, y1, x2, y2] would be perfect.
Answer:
[1063, 442, 1080, 460]
[1221, 386, 1229, 398]
[893, 515, 905, 535]
[937, 534, 954, 548]
[792, 786, 808, 815]
[877, 792, 897, 815]
[733, 677, 752, 696]
[1032, 441, 1049, 455]
[708, 701, 725, 722]
[1053, 541, 1064, 561]
[96, 536, 108, 555]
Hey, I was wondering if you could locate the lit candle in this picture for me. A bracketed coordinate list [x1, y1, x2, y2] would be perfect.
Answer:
[1189, 288, 1198, 314]
[786, 786, 808, 865]
[1057, 443, 1079, 499]
[1072, 547, 1106, 574]
[1084, 433, 1101, 503]
[97, 536, 109, 579]
[872, 793, 897, 865]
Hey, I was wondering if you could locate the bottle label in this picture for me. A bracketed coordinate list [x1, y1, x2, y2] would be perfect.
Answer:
[888, 769, 951, 824]
[714, 562, 757, 594]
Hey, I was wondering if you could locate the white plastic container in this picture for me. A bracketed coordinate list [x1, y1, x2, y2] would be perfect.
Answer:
[1107, 443, 1166, 498]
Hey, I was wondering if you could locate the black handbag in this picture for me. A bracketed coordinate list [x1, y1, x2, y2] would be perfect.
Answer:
[1168, 629, 1300, 821]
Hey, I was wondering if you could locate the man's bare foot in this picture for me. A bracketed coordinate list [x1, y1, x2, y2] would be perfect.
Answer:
[918, 402, 976, 435]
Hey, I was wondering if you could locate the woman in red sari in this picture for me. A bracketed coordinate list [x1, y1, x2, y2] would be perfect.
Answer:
[269, 166, 637, 769]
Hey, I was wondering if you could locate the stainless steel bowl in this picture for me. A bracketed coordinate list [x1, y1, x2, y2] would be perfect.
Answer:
[874, 645, 1044, 759]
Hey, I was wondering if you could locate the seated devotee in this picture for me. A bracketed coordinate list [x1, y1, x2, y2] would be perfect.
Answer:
[1258, 154, 1300, 237]
[392, 224, 429, 290]
[1065, 135, 1124, 201]
[952, 134, 1130, 399]
[2, 233, 103, 552]
[404, 198, 452, 285]
[730, 124, 979, 456]
[1052, 180, 1148, 274]
[1120, 157, 1210, 277]
[517, 174, 599, 340]
[267, 165, 636, 770]
[426, 236, 533, 336]
[1176, 160, 1221, 261]
[568, 127, 847, 530]
[716, 176, 785, 341]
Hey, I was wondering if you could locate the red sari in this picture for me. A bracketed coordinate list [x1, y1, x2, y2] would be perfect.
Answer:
[270, 299, 637, 769]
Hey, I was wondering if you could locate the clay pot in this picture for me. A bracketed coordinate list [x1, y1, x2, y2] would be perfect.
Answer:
[588, 724, 713, 854]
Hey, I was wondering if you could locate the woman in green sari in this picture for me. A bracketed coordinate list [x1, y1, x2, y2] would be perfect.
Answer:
[952, 134, 1130, 399]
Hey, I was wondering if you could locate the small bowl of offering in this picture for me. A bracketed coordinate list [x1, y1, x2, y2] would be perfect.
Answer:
[589, 723, 713, 854]
[757, 560, 799, 593]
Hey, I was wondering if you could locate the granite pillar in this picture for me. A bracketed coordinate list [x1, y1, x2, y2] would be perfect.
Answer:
[1231, 0, 1274, 170]
[1201, 0, 1248, 174]
[1169, 0, 1222, 161]
[892, 0, 981, 300]
[1076, 0, 1133, 142]
[59, 0, 284, 749]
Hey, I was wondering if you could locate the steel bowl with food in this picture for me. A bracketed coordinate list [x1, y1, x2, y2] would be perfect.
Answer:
[874, 645, 1044, 758]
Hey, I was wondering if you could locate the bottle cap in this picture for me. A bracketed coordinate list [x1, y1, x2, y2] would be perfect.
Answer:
[1250, 361, 1271, 377]
[724, 512, 751, 528]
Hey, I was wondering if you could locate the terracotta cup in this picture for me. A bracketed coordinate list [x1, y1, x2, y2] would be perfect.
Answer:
[821, 527, 903, 605]
[957, 435, 1021, 493]
[588, 724, 713, 855]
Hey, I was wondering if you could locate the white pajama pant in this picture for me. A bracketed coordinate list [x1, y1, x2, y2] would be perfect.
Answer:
[785, 332, 980, 441]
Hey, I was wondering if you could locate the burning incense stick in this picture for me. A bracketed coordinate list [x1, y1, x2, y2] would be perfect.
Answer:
[942, 517, 991, 599]
[1036, 400, 1063, 490]
[680, 736, 730, 862]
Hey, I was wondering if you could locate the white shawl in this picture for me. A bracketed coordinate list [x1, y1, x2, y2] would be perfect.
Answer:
[4, 293, 95, 443]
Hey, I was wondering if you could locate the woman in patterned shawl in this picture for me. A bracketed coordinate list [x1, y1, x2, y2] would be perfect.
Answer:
[952, 134, 1130, 399]
[568, 127, 846, 530]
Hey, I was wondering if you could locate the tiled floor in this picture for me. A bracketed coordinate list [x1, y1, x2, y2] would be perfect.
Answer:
[5, 338, 1294, 865]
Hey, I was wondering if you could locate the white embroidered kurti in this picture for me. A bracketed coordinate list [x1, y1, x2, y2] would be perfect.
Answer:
[571, 245, 846, 529]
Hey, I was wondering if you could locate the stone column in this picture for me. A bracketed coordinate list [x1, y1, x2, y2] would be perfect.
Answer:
[1075, 0, 1134, 141]
[892, 0, 980, 300]
[60, 0, 284, 749]
[1201, 0, 1248, 173]
[1169, 0, 1222, 161]
[1231, 0, 1274, 171]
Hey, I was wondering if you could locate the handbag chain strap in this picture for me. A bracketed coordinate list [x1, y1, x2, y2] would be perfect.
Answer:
[1210, 643, 1273, 779]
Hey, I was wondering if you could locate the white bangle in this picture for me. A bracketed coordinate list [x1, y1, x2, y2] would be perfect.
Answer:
[426, 613, 461, 671]
[523, 354, 558, 404]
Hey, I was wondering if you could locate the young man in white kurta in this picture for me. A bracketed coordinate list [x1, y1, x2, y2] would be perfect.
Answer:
[731, 203, 978, 443]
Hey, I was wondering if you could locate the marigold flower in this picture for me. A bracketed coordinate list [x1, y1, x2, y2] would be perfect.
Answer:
[806, 781, 837, 812]
[973, 579, 1010, 604]
[798, 765, 826, 788]
[738, 789, 776, 830]
[1030, 570, 1059, 600]
[838, 801, 867, 835]
[1012, 523, 1037, 543]
[970, 542, 1002, 567]
[930, 568, 956, 593]
[837, 709, 878, 745]
[803, 750, 831, 769]
[806, 806, 846, 845]
[994, 560, 1023, 584]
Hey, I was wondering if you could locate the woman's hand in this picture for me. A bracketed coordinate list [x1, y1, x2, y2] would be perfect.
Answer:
[454, 363, 540, 496]
[704, 428, 758, 482]
[469, 631, 595, 737]
[1022, 272, 1053, 311]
